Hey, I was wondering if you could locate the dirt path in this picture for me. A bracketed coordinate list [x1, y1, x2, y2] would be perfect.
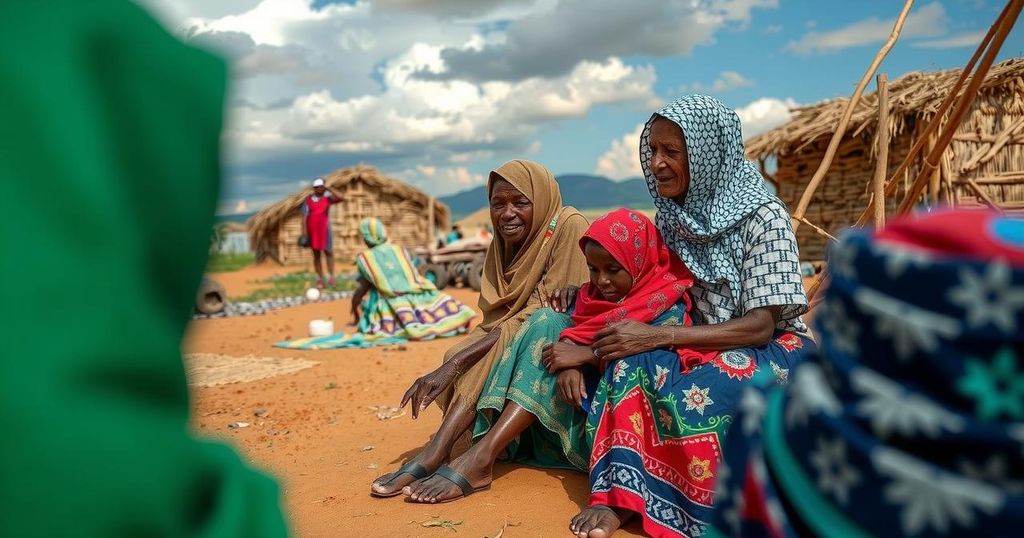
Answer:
[184, 273, 646, 538]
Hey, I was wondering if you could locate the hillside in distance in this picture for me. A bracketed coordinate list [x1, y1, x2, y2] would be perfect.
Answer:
[441, 174, 652, 220]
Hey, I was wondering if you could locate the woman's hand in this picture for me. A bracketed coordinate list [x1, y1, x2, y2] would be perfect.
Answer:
[593, 320, 671, 361]
[541, 340, 594, 373]
[557, 367, 587, 409]
[545, 286, 579, 313]
[400, 362, 459, 419]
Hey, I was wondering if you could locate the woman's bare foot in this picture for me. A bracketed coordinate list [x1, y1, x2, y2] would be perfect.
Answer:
[403, 445, 493, 503]
[370, 450, 445, 497]
[569, 505, 630, 538]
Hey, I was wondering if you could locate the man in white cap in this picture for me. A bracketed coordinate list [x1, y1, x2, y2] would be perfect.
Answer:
[300, 177, 344, 288]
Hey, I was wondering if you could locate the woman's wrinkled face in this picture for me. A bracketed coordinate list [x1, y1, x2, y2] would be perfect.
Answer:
[648, 116, 691, 203]
[489, 178, 534, 248]
[584, 240, 633, 303]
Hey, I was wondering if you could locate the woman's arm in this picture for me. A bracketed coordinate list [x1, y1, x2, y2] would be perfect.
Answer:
[327, 186, 345, 203]
[349, 276, 371, 325]
[300, 201, 308, 239]
[400, 328, 501, 418]
[541, 340, 598, 372]
[592, 306, 781, 361]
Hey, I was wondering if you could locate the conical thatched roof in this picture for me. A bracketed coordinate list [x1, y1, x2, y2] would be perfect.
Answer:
[248, 165, 449, 263]
[746, 58, 1024, 159]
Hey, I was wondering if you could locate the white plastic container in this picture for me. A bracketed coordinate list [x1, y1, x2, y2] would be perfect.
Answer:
[308, 319, 334, 337]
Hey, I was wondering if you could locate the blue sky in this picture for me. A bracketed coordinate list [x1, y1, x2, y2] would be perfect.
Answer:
[137, 0, 1022, 214]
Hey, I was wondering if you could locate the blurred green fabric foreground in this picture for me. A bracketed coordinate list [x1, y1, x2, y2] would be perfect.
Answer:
[0, 2, 288, 536]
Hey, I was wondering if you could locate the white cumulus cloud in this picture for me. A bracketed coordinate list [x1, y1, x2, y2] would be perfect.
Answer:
[595, 123, 645, 180]
[912, 29, 987, 49]
[786, 3, 947, 55]
[736, 97, 797, 140]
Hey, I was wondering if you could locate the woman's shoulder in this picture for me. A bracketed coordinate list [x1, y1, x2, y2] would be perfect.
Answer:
[740, 199, 795, 236]
[555, 206, 589, 233]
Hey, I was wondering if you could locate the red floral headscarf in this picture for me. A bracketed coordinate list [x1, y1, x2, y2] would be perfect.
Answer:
[560, 208, 713, 366]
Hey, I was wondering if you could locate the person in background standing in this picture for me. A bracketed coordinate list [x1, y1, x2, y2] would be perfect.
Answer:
[300, 177, 344, 288]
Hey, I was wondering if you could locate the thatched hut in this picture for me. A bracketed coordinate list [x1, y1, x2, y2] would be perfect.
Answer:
[746, 58, 1024, 261]
[249, 165, 449, 264]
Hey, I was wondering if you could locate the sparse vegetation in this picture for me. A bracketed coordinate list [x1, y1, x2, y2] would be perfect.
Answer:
[229, 271, 357, 302]
[206, 252, 256, 272]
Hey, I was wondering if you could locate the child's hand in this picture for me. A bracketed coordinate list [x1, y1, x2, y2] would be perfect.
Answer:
[541, 340, 592, 373]
[556, 368, 587, 409]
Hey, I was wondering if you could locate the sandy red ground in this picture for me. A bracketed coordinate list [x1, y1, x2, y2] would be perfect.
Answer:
[185, 265, 647, 538]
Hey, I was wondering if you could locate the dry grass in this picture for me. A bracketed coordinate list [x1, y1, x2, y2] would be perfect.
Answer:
[746, 58, 1024, 160]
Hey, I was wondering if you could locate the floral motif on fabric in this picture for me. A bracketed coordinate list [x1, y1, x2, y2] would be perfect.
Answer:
[655, 365, 670, 390]
[609, 221, 630, 242]
[648, 293, 668, 316]
[688, 456, 715, 482]
[775, 332, 804, 352]
[712, 351, 758, 380]
[683, 384, 714, 416]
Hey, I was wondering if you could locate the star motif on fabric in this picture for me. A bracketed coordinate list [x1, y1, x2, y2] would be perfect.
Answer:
[851, 366, 964, 438]
[682, 383, 714, 416]
[872, 241, 933, 278]
[819, 298, 859, 357]
[809, 436, 861, 506]
[874, 447, 1004, 535]
[948, 262, 1024, 333]
[855, 287, 960, 361]
[785, 363, 841, 428]
[687, 456, 715, 482]
[956, 347, 1024, 420]
[770, 360, 789, 385]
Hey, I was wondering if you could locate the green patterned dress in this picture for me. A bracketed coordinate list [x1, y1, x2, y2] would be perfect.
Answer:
[472, 304, 690, 471]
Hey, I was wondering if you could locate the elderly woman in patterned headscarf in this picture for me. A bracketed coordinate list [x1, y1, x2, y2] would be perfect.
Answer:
[555, 95, 816, 538]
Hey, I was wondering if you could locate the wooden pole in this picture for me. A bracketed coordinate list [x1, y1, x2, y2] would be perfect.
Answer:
[896, 0, 1023, 215]
[873, 74, 890, 228]
[964, 177, 1006, 212]
[427, 196, 436, 250]
[791, 0, 915, 232]
[854, 0, 1013, 226]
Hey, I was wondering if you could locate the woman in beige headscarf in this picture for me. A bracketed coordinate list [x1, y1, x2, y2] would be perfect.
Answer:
[371, 159, 589, 498]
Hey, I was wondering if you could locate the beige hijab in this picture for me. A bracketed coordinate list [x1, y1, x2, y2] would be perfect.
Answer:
[438, 159, 589, 412]
[478, 159, 572, 330]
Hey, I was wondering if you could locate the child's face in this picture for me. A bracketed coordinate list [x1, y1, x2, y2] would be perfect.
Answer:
[584, 240, 633, 303]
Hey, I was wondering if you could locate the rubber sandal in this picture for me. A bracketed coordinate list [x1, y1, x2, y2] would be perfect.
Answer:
[370, 461, 431, 498]
[412, 464, 490, 504]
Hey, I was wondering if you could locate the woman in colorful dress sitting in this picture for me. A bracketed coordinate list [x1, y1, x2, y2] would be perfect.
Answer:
[401, 208, 719, 506]
[277, 218, 475, 349]
[561, 95, 816, 537]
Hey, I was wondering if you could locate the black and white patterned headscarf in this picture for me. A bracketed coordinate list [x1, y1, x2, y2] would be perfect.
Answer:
[642, 94, 779, 307]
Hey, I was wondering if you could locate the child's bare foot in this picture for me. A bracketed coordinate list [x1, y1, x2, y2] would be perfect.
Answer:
[569, 505, 630, 538]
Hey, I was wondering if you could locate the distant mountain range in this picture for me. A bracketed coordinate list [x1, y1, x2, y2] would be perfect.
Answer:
[440, 174, 652, 220]
[213, 174, 653, 224]
[216, 211, 257, 224]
